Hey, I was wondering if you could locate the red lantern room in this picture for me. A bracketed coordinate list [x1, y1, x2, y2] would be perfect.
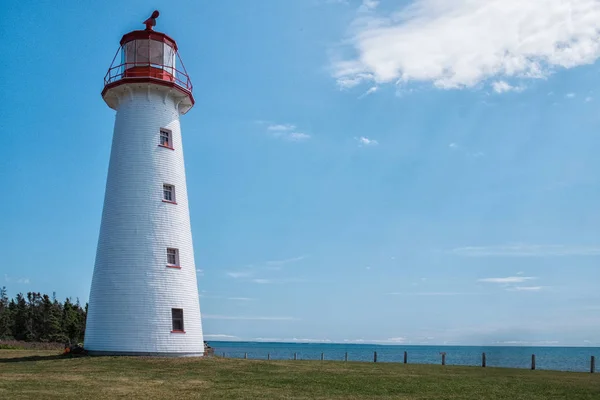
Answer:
[101, 11, 194, 114]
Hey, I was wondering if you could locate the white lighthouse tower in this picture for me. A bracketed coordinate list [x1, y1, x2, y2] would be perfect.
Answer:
[85, 11, 204, 356]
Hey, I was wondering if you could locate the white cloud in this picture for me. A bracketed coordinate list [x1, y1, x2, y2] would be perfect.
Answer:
[196, 269, 204, 276]
[358, 86, 378, 98]
[203, 334, 239, 339]
[288, 132, 311, 141]
[227, 271, 254, 279]
[203, 315, 298, 321]
[566, 92, 576, 98]
[478, 276, 536, 284]
[359, 0, 379, 12]
[265, 255, 307, 267]
[262, 122, 311, 141]
[357, 136, 379, 146]
[4, 274, 30, 284]
[492, 81, 524, 93]
[251, 278, 304, 284]
[506, 286, 544, 291]
[449, 142, 458, 149]
[343, 337, 407, 344]
[333, 0, 600, 92]
[388, 292, 478, 296]
[452, 244, 600, 257]
[267, 124, 296, 132]
[585, 96, 593, 102]
[253, 337, 333, 343]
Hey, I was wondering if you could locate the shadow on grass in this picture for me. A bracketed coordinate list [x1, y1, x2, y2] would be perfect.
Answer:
[0, 354, 74, 363]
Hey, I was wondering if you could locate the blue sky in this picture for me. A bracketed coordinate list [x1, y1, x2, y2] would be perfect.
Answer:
[2, 0, 600, 346]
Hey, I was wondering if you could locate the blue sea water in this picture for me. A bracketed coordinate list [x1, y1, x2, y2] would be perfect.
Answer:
[207, 341, 600, 373]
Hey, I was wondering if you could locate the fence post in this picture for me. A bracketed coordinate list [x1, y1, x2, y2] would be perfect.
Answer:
[244, 352, 247, 360]
[441, 352, 446, 366]
[374, 351, 378, 363]
[482, 353, 486, 368]
[222, 352, 225, 358]
[404, 351, 408, 364]
[267, 353, 270, 360]
[345, 352, 348, 362]
[321, 352, 324, 361]
[591, 356, 596, 374]
[294, 352, 297, 361]
[531, 354, 536, 370]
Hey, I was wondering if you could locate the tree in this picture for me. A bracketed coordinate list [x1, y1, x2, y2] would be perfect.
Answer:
[0, 287, 13, 339]
[11, 294, 28, 341]
[0, 289, 87, 343]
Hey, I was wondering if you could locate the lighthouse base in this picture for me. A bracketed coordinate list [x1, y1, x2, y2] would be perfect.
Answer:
[87, 350, 204, 357]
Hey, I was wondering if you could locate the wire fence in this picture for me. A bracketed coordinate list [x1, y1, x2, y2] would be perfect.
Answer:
[212, 349, 597, 373]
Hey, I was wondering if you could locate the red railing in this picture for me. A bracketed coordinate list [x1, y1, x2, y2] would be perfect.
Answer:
[103, 46, 193, 93]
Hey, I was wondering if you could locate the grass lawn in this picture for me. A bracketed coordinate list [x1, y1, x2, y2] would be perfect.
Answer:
[1, 350, 599, 399]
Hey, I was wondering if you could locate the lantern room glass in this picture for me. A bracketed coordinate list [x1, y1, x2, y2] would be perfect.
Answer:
[122, 39, 176, 74]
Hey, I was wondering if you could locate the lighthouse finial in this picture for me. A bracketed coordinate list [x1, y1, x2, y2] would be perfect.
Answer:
[143, 10, 160, 31]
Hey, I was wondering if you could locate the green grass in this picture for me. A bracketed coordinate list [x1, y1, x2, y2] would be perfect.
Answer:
[1, 350, 599, 399]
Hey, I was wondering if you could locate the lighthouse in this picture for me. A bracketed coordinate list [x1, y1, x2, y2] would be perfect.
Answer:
[85, 11, 204, 356]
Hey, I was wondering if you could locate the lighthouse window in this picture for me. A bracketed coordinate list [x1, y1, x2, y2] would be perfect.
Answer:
[163, 184, 175, 203]
[172, 308, 184, 332]
[166, 248, 179, 267]
[160, 129, 172, 148]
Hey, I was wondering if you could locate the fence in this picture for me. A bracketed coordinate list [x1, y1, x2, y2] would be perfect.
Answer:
[216, 351, 597, 374]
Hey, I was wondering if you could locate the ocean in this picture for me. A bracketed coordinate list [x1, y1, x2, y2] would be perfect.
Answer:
[207, 341, 600, 373]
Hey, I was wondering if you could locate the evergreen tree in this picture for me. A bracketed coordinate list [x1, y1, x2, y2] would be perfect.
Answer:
[11, 294, 28, 341]
[40, 294, 65, 342]
[62, 298, 81, 343]
[0, 289, 87, 344]
[0, 287, 12, 339]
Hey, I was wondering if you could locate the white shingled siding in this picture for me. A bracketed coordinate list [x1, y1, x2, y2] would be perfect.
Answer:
[85, 85, 204, 355]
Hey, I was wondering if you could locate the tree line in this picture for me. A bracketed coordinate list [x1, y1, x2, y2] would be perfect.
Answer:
[0, 287, 87, 343]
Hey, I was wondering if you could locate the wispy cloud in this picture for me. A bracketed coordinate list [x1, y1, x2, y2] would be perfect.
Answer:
[203, 315, 299, 321]
[448, 142, 485, 158]
[358, 86, 378, 98]
[506, 286, 544, 292]
[251, 278, 304, 284]
[203, 334, 239, 339]
[451, 244, 600, 257]
[358, 0, 379, 12]
[566, 92, 576, 98]
[4, 274, 30, 284]
[356, 136, 379, 146]
[227, 256, 306, 283]
[267, 124, 296, 132]
[259, 122, 311, 141]
[227, 271, 254, 279]
[492, 81, 524, 93]
[585, 96, 593, 102]
[343, 337, 407, 344]
[226, 297, 255, 301]
[265, 255, 307, 266]
[388, 292, 479, 296]
[196, 269, 204, 277]
[478, 276, 536, 284]
[332, 0, 600, 92]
